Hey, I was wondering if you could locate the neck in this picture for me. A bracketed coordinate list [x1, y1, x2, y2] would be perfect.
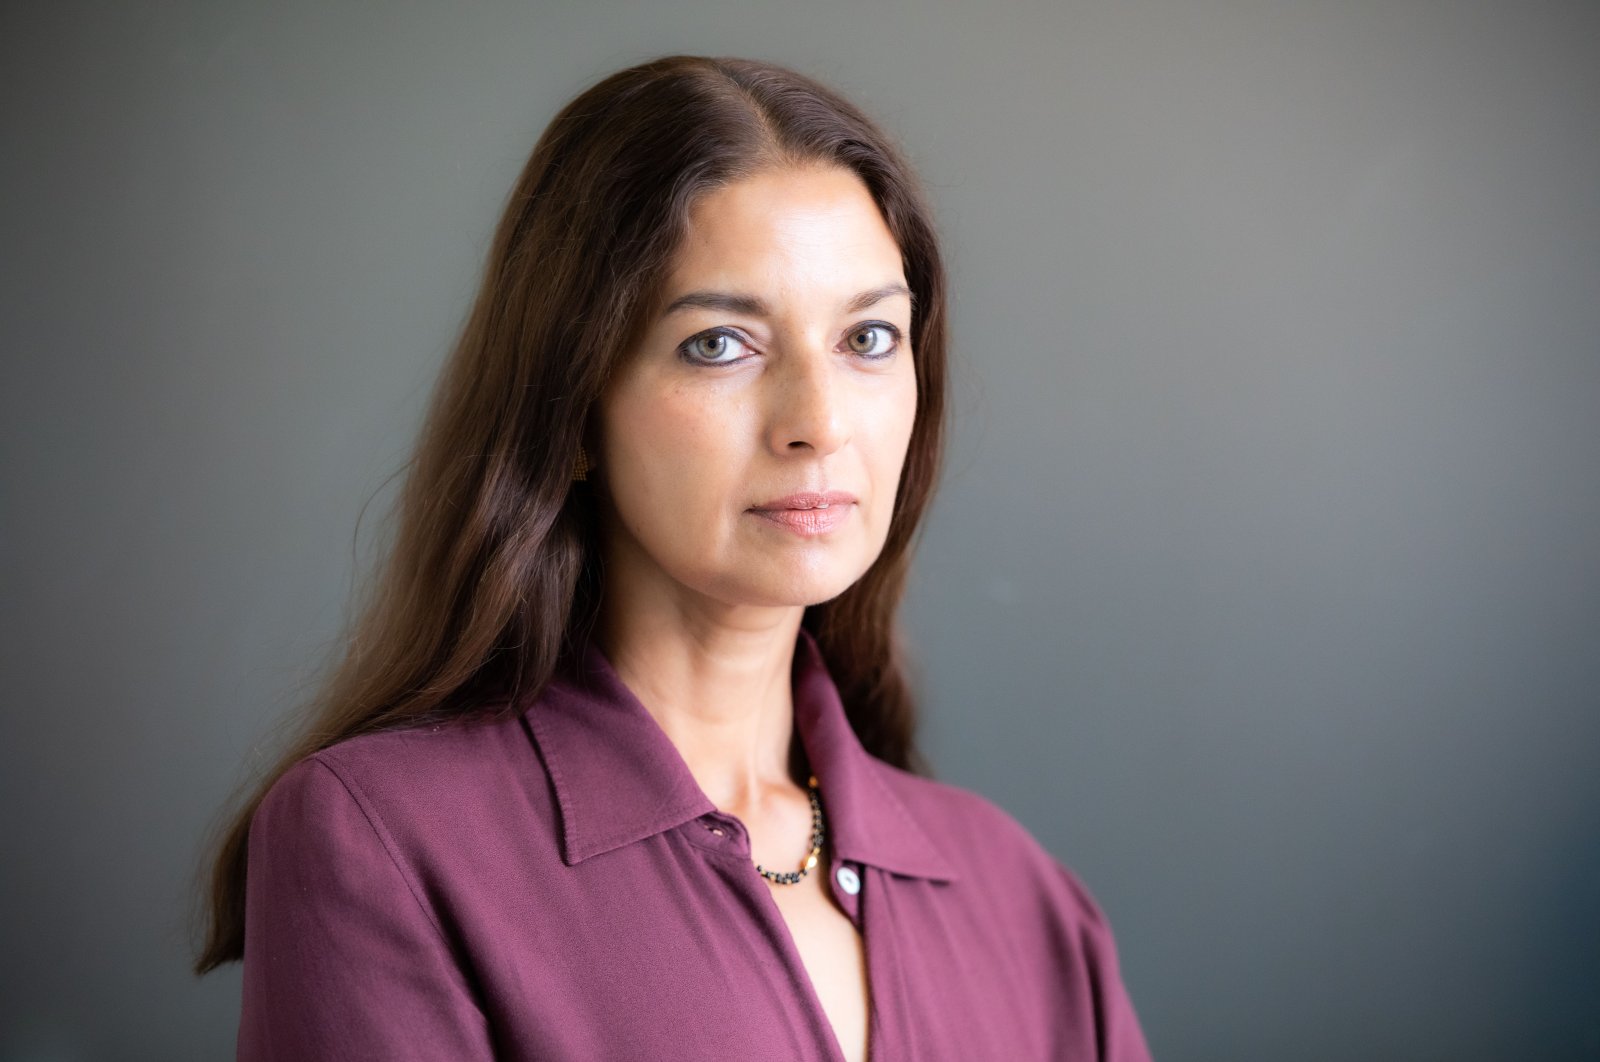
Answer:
[598, 595, 807, 813]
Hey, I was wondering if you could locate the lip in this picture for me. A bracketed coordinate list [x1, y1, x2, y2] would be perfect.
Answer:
[750, 491, 859, 512]
[748, 490, 858, 536]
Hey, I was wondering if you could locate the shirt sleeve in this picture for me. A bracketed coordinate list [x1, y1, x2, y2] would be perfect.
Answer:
[237, 755, 493, 1061]
[1051, 860, 1153, 1062]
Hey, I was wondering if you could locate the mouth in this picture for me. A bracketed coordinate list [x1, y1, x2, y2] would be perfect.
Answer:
[749, 490, 858, 512]
[748, 490, 858, 536]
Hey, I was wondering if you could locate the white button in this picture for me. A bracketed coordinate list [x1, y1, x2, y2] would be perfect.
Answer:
[835, 865, 861, 895]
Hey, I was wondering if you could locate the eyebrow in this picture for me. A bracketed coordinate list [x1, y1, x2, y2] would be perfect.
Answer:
[660, 282, 913, 319]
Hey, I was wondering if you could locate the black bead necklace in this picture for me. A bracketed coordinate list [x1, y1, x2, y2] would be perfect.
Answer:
[755, 775, 825, 885]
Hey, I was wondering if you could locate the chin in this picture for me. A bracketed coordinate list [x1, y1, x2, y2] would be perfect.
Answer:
[708, 558, 873, 610]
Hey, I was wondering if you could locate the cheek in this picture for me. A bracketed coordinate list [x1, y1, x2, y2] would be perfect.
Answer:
[865, 378, 918, 535]
[873, 372, 919, 477]
[601, 390, 734, 517]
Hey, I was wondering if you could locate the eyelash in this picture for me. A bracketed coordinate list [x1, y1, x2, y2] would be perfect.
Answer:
[676, 321, 904, 366]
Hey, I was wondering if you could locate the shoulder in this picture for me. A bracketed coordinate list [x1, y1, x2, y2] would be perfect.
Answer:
[872, 760, 1117, 931]
[871, 764, 1152, 1059]
[316, 706, 536, 792]
[874, 760, 1063, 875]
[240, 725, 504, 1058]
[252, 705, 555, 865]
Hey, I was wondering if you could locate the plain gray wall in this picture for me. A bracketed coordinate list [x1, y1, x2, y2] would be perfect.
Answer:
[3, 1, 1597, 1058]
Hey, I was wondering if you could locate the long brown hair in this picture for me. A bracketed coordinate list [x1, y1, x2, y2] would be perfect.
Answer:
[193, 54, 948, 975]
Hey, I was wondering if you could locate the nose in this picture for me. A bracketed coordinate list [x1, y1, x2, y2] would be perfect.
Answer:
[766, 345, 849, 457]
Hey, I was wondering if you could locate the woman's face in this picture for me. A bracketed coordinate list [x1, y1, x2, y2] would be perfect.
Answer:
[595, 164, 918, 616]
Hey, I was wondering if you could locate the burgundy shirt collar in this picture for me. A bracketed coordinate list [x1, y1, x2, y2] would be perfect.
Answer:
[525, 627, 956, 882]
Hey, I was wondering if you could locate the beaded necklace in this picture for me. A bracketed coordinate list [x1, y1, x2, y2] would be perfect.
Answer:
[754, 775, 825, 885]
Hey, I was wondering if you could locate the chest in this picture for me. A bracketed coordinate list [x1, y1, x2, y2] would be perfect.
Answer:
[766, 858, 870, 1062]
[440, 824, 1066, 1060]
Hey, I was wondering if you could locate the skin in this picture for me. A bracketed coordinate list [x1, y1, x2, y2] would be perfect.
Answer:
[591, 163, 917, 1062]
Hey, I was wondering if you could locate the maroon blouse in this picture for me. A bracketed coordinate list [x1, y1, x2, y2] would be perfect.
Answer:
[238, 629, 1151, 1060]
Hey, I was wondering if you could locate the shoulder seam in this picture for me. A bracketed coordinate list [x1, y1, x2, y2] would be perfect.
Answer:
[305, 754, 454, 950]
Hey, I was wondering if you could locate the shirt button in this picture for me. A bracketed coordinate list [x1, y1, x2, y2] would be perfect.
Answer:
[835, 865, 861, 895]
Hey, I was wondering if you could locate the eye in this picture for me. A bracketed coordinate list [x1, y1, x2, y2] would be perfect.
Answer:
[843, 322, 902, 359]
[678, 328, 754, 366]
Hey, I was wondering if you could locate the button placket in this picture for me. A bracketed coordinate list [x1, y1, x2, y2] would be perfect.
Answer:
[689, 812, 750, 856]
[829, 860, 864, 926]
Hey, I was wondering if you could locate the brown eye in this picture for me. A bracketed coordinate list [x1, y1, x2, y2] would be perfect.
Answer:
[845, 323, 899, 358]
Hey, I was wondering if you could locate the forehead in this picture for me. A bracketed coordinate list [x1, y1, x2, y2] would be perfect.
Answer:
[664, 165, 906, 297]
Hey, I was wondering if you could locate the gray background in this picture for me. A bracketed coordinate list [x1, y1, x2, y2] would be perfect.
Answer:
[3, 1, 1597, 1058]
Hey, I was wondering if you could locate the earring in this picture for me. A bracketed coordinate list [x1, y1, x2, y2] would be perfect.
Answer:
[572, 444, 590, 482]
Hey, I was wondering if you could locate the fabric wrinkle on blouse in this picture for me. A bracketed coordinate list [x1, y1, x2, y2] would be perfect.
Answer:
[237, 628, 1152, 1061]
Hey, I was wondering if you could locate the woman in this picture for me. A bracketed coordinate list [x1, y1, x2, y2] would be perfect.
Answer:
[194, 55, 1151, 1061]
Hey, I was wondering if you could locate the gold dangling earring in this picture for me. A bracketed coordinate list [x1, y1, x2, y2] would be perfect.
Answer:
[572, 444, 590, 482]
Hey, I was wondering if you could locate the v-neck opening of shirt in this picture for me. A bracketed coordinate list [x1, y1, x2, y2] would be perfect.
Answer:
[750, 846, 875, 1062]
